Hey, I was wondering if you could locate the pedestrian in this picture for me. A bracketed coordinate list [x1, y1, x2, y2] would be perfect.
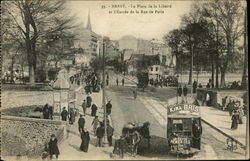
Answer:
[193, 79, 198, 93]
[107, 124, 114, 146]
[69, 108, 75, 125]
[106, 78, 109, 86]
[78, 114, 85, 133]
[231, 109, 240, 130]
[61, 107, 68, 121]
[177, 85, 182, 103]
[106, 100, 112, 115]
[82, 100, 87, 116]
[183, 85, 188, 103]
[206, 82, 210, 88]
[139, 122, 151, 149]
[227, 100, 234, 116]
[80, 128, 90, 152]
[177, 85, 182, 97]
[118, 135, 126, 158]
[48, 134, 60, 159]
[122, 78, 124, 86]
[96, 122, 104, 147]
[91, 103, 98, 117]
[206, 92, 210, 106]
[86, 94, 92, 108]
[43, 104, 50, 119]
[192, 120, 202, 150]
[198, 83, 202, 88]
[133, 89, 137, 99]
[116, 78, 119, 86]
[48, 105, 54, 120]
[92, 116, 99, 134]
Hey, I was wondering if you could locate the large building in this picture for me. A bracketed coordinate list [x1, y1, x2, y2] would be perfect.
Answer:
[73, 12, 102, 57]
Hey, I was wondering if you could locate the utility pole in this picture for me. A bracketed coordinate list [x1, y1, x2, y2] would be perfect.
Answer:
[102, 41, 108, 146]
[190, 43, 194, 98]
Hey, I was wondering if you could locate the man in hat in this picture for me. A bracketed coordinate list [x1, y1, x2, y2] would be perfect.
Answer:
[82, 100, 87, 116]
[107, 124, 114, 146]
[116, 78, 119, 86]
[78, 114, 85, 134]
[61, 107, 68, 121]
[122, 78, 125, 86]
[106, 100, 112, 115]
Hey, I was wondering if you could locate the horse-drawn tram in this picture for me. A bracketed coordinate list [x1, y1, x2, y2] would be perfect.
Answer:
[167, 104, 202, 156]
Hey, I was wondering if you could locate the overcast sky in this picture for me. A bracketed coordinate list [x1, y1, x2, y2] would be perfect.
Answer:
[66, 0, 193, 41]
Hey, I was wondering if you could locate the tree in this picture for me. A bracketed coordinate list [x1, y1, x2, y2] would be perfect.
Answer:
[2, 0, 76, 85]
[202, 0, 244, 87]
[164, 29, 183, 73]
[180, 19, 212, 84]
[241, 6, 248, 88]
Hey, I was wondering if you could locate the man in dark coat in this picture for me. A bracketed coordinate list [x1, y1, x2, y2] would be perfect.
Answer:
[61, 107, 68, 121]
[122, 78, 124, 86]
[91, 104, 98, 117]
[193, 79, 198, 93]
[139, 122, 151, 149]
[107, 124, 114, 146]
[80, 128, 90, 152]
[43, 104, 50, 119]
[48, 134, 60, 159]
[48, 105, 54, 120]
[183, 85, 188, 103]
[86, 95, 92, 108]
[192, 120, 202, 149]
[69, 108, 75, 125]
[78, 114, 85, 133]
[96, 122, 104, 147]
[106, 101, 112, 115]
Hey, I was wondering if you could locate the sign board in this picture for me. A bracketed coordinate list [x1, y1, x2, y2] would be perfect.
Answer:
[54, 102, 61, 113]
[168, 104, 200, 116]
[170, 137, 191, 145]
[54, 92, 60, 102]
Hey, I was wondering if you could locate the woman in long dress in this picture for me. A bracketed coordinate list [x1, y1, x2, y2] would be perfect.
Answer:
[231, 109, 240, 130]
[48, 134, 60, 159]
[80, 128, 90, 152]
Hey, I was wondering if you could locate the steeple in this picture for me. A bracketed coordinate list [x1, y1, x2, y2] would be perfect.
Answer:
[86, 10, 92, 31]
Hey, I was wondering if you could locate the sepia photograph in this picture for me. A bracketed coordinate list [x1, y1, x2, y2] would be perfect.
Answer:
[1, 0, 248, 160]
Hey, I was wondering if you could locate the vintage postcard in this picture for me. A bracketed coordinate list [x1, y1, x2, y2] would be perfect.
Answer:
[1, 0, 248, 160]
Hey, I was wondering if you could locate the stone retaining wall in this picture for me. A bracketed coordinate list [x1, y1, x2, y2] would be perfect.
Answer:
[197, 89, 247, 108]
[1, 115, 67, 157]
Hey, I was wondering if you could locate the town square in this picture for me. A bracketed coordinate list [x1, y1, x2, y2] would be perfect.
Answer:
[1, 0, 248, 160]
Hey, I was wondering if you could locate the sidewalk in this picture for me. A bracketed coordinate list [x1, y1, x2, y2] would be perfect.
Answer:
[167, 95, 247, 148]
[200, 105, 247, 147]
[58, 85, 113, 160]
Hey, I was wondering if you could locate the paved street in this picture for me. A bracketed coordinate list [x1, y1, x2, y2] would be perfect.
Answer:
[105, 73, 246, 159]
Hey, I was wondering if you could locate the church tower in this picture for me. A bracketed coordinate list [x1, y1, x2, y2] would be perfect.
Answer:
[86, 11, 92, 31]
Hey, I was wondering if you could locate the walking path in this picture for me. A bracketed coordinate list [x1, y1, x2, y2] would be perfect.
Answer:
[200, 105, 247, 147]
[58, 85, 113, 160]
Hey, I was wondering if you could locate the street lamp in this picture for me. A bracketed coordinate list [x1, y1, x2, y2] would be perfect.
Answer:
[190, 43, 194, 98]
[102, 41, 108, 146]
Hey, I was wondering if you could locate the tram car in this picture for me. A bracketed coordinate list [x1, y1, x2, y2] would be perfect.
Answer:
[166, 104, 202, 156]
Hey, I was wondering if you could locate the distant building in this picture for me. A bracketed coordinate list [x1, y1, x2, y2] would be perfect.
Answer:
[73, 12, 102, 57]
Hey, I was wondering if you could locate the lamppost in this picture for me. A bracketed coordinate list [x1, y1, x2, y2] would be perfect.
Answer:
[102, 40, 108, 146]
[190, 40, 194, 98]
